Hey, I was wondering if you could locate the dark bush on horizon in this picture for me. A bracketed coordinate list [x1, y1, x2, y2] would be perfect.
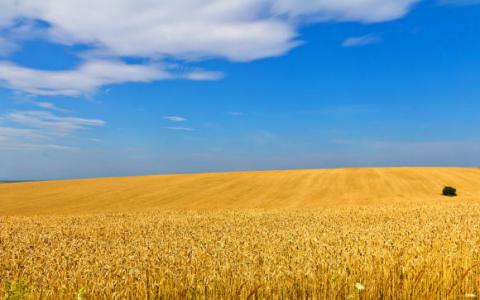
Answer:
[442, 186, 457, 197]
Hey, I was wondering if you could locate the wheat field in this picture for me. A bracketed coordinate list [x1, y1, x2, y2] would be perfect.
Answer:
[1, 167, 480, 215]
[1, 167, 480, 299]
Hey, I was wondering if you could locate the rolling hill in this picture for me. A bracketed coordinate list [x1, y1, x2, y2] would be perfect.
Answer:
[1, 167, 479, 215]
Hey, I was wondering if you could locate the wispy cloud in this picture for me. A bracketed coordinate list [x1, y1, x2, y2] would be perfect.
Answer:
[32, 102, 70, 113]
[0, 110, 105, 150]
[181, 70, 224, 81]
[0, 60, 169, 97]
[0, 125, 67, 150]
[227, 112, 243, 117]
[0, 126, 46, 140]
[7, 111, 105, 135]
[163, 116, 186, 122]
[0, 60, 221, 96]
[167, 126, 194, 131]
[0, 37, 18, 56]
[342, 35, 381, 48]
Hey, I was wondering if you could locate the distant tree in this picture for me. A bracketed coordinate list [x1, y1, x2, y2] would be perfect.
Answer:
[442, 186, 457, 197]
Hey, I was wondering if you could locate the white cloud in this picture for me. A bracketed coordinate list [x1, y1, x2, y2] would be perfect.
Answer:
[163, 116, 186, 122]
[0, 0, 419, 96]
[0, 60, 222, 96]
[0, 60, 172, 96]
[0, 1, 298, 62]
[0, 126, 46, 140]
[0, 110, 105, 150]
[0, 0, 419, 59]
[33, 101, 69, 113]
[167, 126, 194, 131]
[181, 70, 224, 81]
[342, 34, 381, 47]
[0, 125, 64, 150]
[272, 0, 419, 23]
[7, 110, 105, 134]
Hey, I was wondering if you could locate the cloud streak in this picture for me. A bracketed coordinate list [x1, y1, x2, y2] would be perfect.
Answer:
[163, 116, 186, 122]
[167, 126, 194, 131]
[0, 60, 170, 96]
[32, 102, 70, 113]
[0, 109, 105, 150]
[6, 110, 105, 134]
[0, 60, 223, 96]
[342, 35, 381, 47]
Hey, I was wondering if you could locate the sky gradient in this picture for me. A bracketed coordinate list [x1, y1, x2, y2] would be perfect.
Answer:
[1, 0, 479, 180]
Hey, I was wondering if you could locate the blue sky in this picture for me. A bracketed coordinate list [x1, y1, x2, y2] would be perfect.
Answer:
[1, 0, 479, 180]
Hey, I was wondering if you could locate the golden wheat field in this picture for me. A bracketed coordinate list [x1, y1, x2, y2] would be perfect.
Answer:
[1, 167, 480, 299]
[2, 167, 480, 215]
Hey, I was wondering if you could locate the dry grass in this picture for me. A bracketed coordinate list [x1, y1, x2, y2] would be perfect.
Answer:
[1, 168, 480, 299]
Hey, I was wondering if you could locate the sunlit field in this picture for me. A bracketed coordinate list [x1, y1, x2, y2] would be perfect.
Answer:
[1, 168, 480, 299]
